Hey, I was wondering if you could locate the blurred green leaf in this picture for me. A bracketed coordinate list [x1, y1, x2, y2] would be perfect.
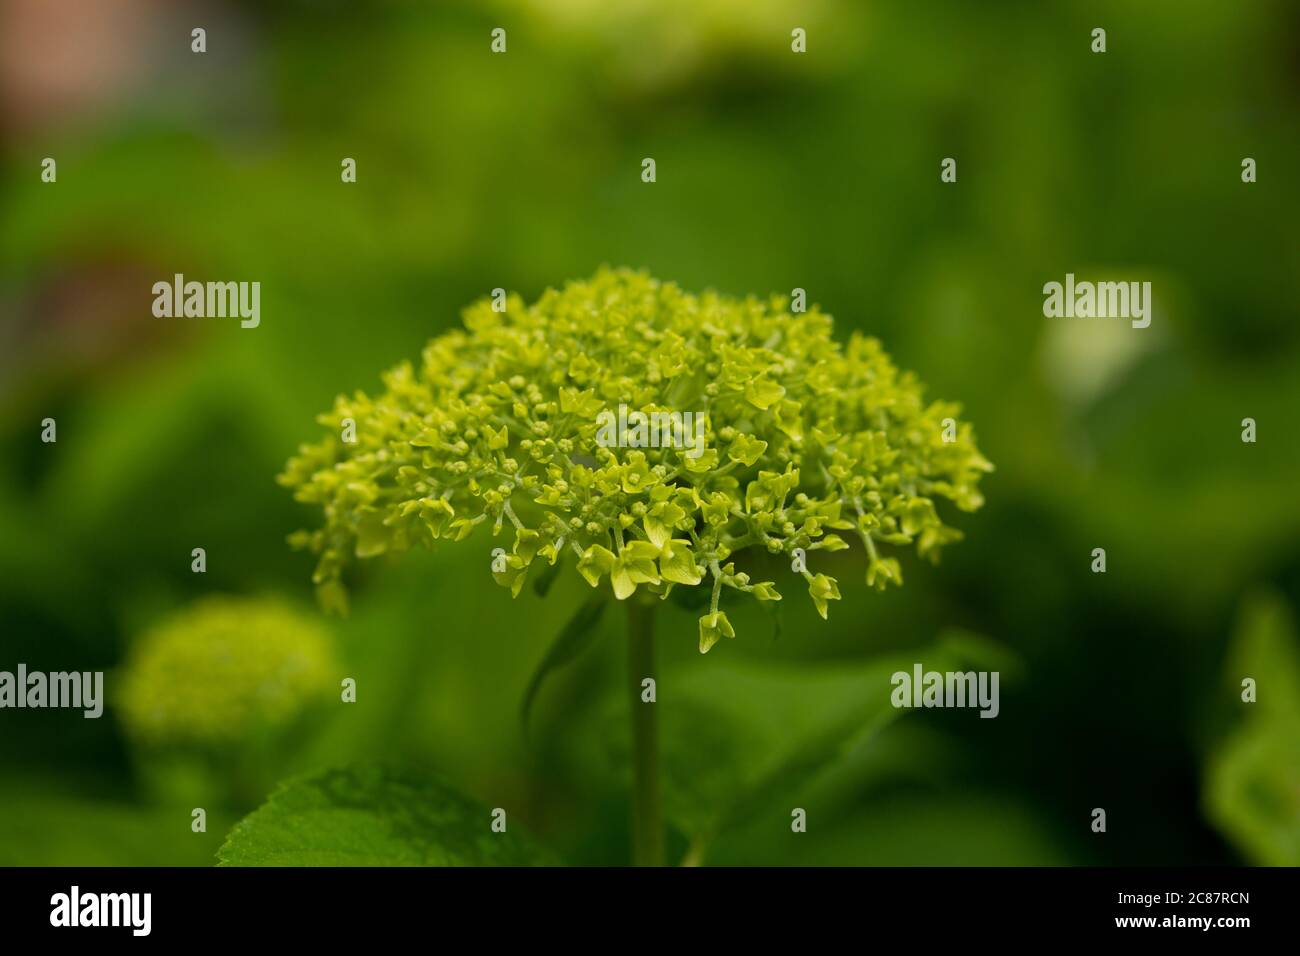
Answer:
[1205, 719, 1300, 866]
[707, 793, 1070, 867]
[218, 766, 556, 866]
[1204, 590, 1300, 865]
[1220, 590, 1300, 723]
[642, 631, 1013, 858]
[531, 558, 564, 597]
[520, 594, 607, 732]
[0, 784, 230, 867]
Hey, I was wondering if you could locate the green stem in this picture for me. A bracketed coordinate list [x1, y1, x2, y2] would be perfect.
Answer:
[626, 600, 663, 867]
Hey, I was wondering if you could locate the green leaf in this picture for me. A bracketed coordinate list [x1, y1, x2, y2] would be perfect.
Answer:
[1204, 717, 1300, 866]
[1204, 589, 1300, 865]
[520, 595, 607, 732]
[649, 630, 1013, 857]
[218, 766, 556, 866]
[1221, 589, 1300, 723]
[669, 578, 712, 612]
[706, 790, 1070, 867]
[531, 557, 563, 597]
[0, 783, 232, 866]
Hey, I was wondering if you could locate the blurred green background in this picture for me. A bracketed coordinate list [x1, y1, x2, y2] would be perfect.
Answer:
[1, 0, 1297, 866]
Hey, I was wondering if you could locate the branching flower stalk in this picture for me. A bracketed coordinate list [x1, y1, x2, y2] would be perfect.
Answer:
[279, 268, 992, 865]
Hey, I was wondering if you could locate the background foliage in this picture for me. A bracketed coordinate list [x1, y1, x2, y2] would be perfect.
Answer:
[0, 0, 1297, 865]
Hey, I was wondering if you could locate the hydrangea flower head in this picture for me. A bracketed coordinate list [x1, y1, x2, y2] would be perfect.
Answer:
[118, 596, 338, 747]
[279, 268, 992, 651]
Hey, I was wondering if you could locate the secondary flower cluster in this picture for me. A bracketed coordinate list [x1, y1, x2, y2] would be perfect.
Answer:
[279, 268, 991, 652]
[118, 597, 337, 747]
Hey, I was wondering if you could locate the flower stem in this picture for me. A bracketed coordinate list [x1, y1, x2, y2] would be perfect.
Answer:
[626, 599, 663, 867]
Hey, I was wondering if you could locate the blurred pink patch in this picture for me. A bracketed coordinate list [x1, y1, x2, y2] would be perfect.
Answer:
[0, 0, 160, 133]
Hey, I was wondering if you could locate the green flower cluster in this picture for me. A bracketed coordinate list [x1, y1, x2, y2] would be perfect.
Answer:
[118, 597, 338, 748]
[279, 268, 992, 652]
